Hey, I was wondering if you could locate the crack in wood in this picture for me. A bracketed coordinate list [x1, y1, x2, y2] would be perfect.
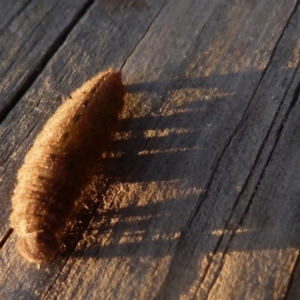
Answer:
[283, 250, 300, 300]
[0, 228, 13, 250]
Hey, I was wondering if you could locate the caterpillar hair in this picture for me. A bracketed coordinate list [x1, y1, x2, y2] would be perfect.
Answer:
[10, 69, 125, 263]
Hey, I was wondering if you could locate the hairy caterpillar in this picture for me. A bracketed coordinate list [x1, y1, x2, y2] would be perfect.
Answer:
[10, 69, 125, 263]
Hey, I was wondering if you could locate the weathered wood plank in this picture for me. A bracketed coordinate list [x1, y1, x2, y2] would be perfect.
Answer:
[55, 1, 299, 299]
[205, 69, 300, 300]
[1, 0, 300, 299]
[61, 1, 299, 299]
[167, 4, 300, 299]
[0, 0, 30, 31]
[187, 6, 300, 299]
[0, 0, 93, 119]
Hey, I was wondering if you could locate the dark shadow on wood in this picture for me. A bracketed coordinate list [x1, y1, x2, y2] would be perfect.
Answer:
[36, 64, 300, 300]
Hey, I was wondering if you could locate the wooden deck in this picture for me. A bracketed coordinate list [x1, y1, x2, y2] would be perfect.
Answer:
[1, 0, 300, 299]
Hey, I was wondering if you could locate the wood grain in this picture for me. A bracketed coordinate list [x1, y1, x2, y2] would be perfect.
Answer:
[0, 0, 93, 119]
[1, 0, 300, 299]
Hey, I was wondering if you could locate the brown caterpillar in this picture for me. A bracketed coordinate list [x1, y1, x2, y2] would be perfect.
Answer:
[10, 69, 125, 263]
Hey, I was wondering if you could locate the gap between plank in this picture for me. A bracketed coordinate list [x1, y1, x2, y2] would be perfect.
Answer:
[0, 0, 95, 125]
[0, 228, 13, 250]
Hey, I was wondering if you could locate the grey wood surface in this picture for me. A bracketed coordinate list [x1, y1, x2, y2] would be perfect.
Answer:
[1, 0, 300, 299]
[0, 0, 92, 118]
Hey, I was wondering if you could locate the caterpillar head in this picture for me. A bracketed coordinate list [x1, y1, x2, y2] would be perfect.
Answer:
[17, 230, 58, 263]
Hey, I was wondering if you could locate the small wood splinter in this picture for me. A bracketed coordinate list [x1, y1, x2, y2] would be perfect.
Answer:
[10, 69, 125, 263]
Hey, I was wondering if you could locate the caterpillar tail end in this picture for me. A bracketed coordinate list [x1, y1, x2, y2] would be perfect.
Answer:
[17, 231, 58, 264]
